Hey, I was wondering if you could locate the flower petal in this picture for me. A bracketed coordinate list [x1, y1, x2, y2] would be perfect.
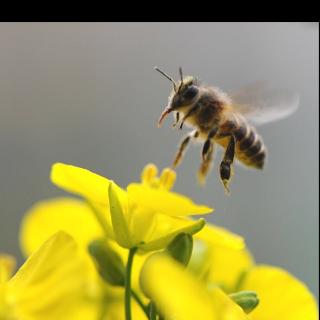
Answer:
[140, 253, 216, 319]
[240, 265, 318, 320]
[127, 206, 157, 246]
[50, 163, 111, 205]
[192, 223, 253, 292]
[206, 246, 253, 293]
[20, 197, 104, 257]
[9, 231, 93, 320]
[195, 224, 245, 250]
[140, 253, 248, 320]
[127, 183, 213, 216]
[139, 216, 205, 252]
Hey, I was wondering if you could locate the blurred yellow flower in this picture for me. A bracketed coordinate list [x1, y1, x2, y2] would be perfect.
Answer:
[50, 163, 212, 251]
[20, 197, 147, 320]
[190, 223, 254, 292]
[140, 253, 249, 320]
[20, 197, 103, 274]
[0, 232, 95, 320]
[20, 165, 247, 320]
[240, 265, 319, 320]
[190, 224, 319, 319]
[18, 162, 316, 320]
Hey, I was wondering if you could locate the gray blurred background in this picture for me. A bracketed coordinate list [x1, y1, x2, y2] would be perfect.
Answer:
[0, 23, 318, 298]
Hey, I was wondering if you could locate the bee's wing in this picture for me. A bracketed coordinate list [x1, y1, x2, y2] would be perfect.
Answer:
[229, 83, 299, 126]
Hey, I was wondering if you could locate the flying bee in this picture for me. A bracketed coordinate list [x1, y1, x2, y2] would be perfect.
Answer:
[155, 67, 299, 193]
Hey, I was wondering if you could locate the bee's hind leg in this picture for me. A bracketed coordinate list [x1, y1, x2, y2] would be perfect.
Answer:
[198, 128, 218, 185]
[172, 130, 199, 169]
[219, 134, 236, 194]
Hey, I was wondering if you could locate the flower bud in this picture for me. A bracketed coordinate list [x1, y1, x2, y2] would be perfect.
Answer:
[229, 290, 259, 314]
[88, 239, 125, 286]
[166, 233, 193, 266]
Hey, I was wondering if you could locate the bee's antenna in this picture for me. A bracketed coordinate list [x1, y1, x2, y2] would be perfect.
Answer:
[154, 67, 177, 92]
[179, 67, 183, 83]
[178, 67, 184, 92]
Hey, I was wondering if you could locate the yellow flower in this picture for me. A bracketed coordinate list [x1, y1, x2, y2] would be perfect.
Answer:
[20, 197, 103, 273]
[50, 162, 213, 250]
[190, 224, 319, 319]
[0, 232, 95, 320]
[20, 167, 245, 320]
[190, 223, 254, 292]
[20, 198, 148, 320]
[140, 253, 249, 320]
[240, 265, 319, 320]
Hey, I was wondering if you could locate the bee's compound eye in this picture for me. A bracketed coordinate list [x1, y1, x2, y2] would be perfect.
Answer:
[184, 86, 198, 100]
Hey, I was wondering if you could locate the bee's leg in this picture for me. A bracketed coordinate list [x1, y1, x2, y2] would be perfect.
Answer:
[172, 130, 199, 169]
[179, 104, 200, 129]
[172, 112, 180, 128]
[219, 135, 236, 194]
[202, 128, 219, 160]
[198, 128, 218, 185]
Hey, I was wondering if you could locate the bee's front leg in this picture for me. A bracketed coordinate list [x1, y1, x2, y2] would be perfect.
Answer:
[198, 128, 218, 185]
[179, 104, 200, 129]
[219, 135, 236, 194]
[172, 112, 180, 128]
[172, 130, 199, 169]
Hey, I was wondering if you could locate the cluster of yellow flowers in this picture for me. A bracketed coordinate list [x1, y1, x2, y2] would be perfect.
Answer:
[0, 162, 318, 320]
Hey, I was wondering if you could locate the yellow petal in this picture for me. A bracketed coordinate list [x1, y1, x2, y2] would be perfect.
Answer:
[20, 197, 104, 257]
[139, 216, 205, 252]
[140, 253, 215, 319]
[192, 223, 254, 292]
[127, 183, 213, 216]
[9, 231, 93, 320]
[140, 253, 248, 320]
[195, 223, 245, 250]
[240, 265, 318, 320]
[126, 206, 157, 246]
[50, 163, 128, 236]
[50, 163, 111, 205]
[209, 287, 250, 320]
[207, 246, 253, 293]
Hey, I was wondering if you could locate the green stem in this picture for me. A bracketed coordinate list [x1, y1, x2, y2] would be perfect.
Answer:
[131, 289, 149, 317]
[149, 303, 157, 320]
[125, 247, 137, 320]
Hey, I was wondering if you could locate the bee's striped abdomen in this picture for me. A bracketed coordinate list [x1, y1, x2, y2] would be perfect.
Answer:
[233, 122, 266, 169]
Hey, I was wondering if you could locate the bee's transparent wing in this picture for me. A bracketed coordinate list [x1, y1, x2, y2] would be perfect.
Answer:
[229, 82, 299, 126]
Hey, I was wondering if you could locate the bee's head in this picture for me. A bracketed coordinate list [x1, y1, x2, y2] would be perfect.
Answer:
[155, 67, 200, 127]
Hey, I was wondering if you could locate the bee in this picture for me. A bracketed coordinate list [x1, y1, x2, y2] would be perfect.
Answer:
[155, 67, 299, 193]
